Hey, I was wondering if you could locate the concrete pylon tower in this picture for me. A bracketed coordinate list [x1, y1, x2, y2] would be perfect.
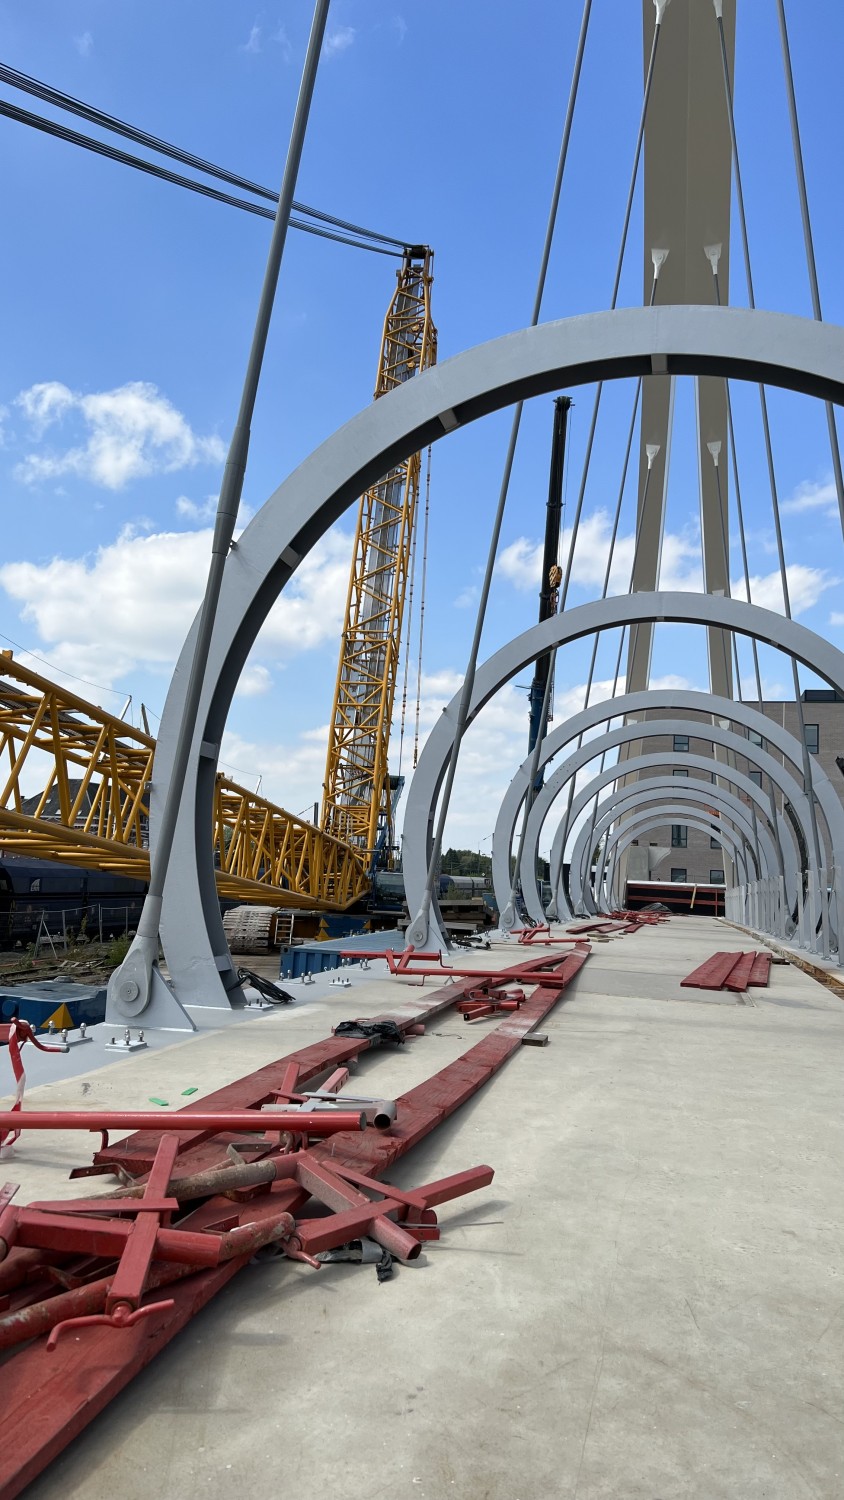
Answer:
[626, 0, 736, 697]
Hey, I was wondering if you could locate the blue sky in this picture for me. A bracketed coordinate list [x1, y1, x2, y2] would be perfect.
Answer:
[0, 1, 842, 856]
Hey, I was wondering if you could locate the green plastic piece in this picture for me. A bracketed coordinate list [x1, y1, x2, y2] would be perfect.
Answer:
[181, 1087, 198, 1096]
[148, 1097, 169, 1107]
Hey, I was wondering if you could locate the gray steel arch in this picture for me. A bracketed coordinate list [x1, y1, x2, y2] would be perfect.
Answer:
[598, 813, 752, 913]
[528, 727, 812, 923]
[567, 782, 768, 915]
[536, 749, 791, 921]
[590, 810, 754, 912]
[592, 798, 766, 916]
[490, 689, 829, 924]
[584, 807, 757, 916]
[404, 591, 844, 942]
[131, 307, 844, 1014]
[566, 783, 771, 915]
[408, 633, 844, 949]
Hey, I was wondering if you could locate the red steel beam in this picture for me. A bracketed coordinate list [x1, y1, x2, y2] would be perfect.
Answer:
[748, 952, 772, 987]
[0, 947, 589, 1497]
[680, 951, 745, 990]
[90, 979, 481, 1176]
[723, 952, 757, 993]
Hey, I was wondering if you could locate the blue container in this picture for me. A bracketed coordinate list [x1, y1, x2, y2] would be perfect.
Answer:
[0, 981, 107, 1031]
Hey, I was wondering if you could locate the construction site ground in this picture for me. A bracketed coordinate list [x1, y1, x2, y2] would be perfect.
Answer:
[2, 914, 842, 1500]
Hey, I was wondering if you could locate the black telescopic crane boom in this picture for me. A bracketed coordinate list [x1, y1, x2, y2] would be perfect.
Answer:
[527, 396, 571, 766]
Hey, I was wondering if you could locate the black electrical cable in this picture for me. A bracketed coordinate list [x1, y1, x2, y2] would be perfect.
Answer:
[235, 967, 293, 1004]
[0, 60, 409, 250]
[0, 98, 402, 256]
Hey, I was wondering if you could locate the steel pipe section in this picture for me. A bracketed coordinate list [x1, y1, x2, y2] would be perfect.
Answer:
[490, 688, 841, 922]
[565, 780, 773, 915]
[540, 750, 792, 921]
[147, 308, 844, 1010]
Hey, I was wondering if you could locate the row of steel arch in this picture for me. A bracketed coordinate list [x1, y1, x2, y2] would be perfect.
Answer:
[108, 305, 844, 1026]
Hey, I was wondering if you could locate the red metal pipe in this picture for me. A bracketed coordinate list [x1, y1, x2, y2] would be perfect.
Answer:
[0, 1109, 366, 1137]
[0, 1210, 297, 1352]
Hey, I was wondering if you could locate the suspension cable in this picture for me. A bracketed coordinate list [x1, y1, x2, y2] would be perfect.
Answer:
[549, 254, 665, 902]
[704, 258, 789, 886]
[498, 3, 669, 931]
[773, 0, 844, 539]
[405, 0, 594, 948]
[413, 449, 433, 771]
[713, 0, 826, 944]
[707, 440, 766, 881]
[0, 96, 403, 257]
[395, 481, 419, 784]
[572, 448, 660, 910]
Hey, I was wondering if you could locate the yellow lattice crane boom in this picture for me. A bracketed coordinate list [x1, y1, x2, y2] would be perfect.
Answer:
[321, 247, 437, 865]
[0, 652, 368, 909]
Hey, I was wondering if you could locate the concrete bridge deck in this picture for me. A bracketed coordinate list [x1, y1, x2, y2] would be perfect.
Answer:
[4, 914, 843, 1499]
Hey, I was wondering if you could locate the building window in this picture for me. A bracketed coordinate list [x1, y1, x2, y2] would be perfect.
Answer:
[709, 869, 725, 885]
[673, 767, 689, 777]
[711, 835, 720, 849]
[805, 723, 819, 754]
[711, 771, 718, 783]
[670, 868, 687, 883]
[748, 728, 765, 749]
[671, 825, 688, 848]
[673, 734, 689, 752]
[749, 769, 763, 787]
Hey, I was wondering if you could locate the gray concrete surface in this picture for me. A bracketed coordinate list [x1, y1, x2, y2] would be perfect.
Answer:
[4, 916, 843, 1499]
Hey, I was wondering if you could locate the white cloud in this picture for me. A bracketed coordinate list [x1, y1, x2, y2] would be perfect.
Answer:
[497, 512, 835, 616]
[324, 25, 356, 57]
[220, 725, 329, 816]
[391, 16, 408, 43]
[497, 511, 703, 598]
[240, 22, 262, 53]
[15, 381, 225, 491]
[74, 31, 93, 57]
[781, 477, 840, 519]
[273, 25, 292, 60]
[0, 521, 355, 688]
[731, 564, 836, 616]
[829, 613, 844, 628]
[176, 494, 218, 523]
[453, 584, 479, 609]
[235, 665, 273, 698]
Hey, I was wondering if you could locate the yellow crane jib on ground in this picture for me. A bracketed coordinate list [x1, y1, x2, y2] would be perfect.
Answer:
[0, 652, 367, 910]
[321, 246, 437, 868]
